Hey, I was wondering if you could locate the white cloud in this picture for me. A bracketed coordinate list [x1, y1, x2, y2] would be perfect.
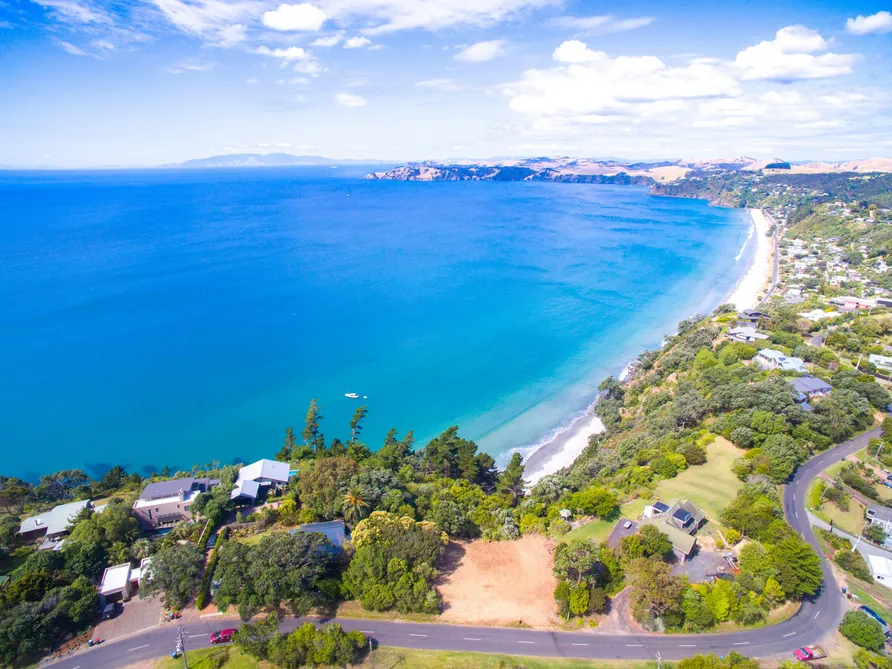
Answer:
[31, 0, 110, 24]
[166, 60, 217, 74]
[90, 38, 115, 50]
[278, 76, 310, 84]
[846, 11, 892, 35]
[336, 92, 367, 106]
[263, 3, 327, 31]
[416, 77, 462, 91]
[552, 40, 603, 63]
[507, 40, 740, 127]
[455, 39, 504, 62]
[245, 77, 259, 84]
[734, 25, 856, 81]
[312, 33, 343, 46]
[294, 60, 326, 75]
[344, 35, 371, 48]
[151, 0, 257, 46]
[551, 15, 653, 33]
[254, 45, 312, 60]
[58, 40, 88, 56]
[316, 0, 555, 35]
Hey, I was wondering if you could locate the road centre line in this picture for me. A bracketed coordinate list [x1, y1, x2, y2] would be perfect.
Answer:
[783, 632, 796, 637]
[464, 637, 482, 641]
[518, 641, 536, 644]
[128, 644, 150, 651]
[360, 630, 375, 634]
[409, 634, 427, 637]
[571, 643, 590, 646]
[188, 633, 207, 637]
[679, 644, 696, 647]
[733, 642, 750, 646]
[626, 644, 643, 647]
[814, 611, 820, 619]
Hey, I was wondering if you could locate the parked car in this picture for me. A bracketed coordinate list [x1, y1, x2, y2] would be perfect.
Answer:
[101, 603, 120, 620]
[793, 646, 826, 661]
[210, 629, 236, 644]
[623, 521, 633, 529]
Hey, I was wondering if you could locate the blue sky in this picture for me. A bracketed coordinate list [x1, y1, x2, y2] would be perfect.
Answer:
[1, 0, 891, 166]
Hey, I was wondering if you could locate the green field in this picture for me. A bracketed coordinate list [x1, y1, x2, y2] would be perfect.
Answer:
[807, 480, 867, 536]
[652, 437, 745, 522]
[154, 646, 659, 669]
[560, 499, 650, 544]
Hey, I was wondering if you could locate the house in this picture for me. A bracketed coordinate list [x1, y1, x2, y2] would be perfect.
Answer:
[99, 559, 149, 603]
[868, 555, 892, 591]
[870, 354, 892, 374]
[132, 477, 218, 530]
[789, 375, 833, 405]
[290, 520, 347, 554]
[230, 459, 291, 502]
[876, 297, 892, 309]
[639, 499, 705, 563]
[830, 296, 875, 310]
[726, 327, 769, 344]
[18, 499, 92, 548]
[736, 310, 769, 326]
[799, 309, 841, 321]
[756, 349, 808, 373]
[866, 504, 892, 535]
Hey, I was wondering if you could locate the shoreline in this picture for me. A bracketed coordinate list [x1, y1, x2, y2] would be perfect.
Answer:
[522, 208, 774, 483]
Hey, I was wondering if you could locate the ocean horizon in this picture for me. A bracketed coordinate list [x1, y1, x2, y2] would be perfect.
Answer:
[0, 166, 753, 481]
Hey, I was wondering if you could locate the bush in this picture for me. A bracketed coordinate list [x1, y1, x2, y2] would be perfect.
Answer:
[196, 527, 228, 610]
[725, 529, 740, 545]
[834, 548, 872, 581]
[840, 611, 887, 651]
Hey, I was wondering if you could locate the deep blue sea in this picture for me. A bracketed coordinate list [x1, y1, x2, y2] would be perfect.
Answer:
[0, 167, 753, 480]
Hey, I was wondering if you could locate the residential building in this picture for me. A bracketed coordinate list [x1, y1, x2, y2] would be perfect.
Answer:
[726, 327, 769, 344]
[736, 310, 769, 326]
[756, 349, 808, 373]
[640, 499, 705, 563]
[789, 375, 833, 402]
[870, 354, 892, 373]
[290, 520, 347, 554]
[868, 555, 892, 591]
[230, 459, 291, 502]
[830, 296, 875, 310]
[799, 309, 841, 321]
[132, 477, 218, 530]
[866, 504, 892, 534]
[18, 499, 92, 549]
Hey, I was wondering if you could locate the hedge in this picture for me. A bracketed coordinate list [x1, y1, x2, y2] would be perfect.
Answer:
[196, 526, 228, 610]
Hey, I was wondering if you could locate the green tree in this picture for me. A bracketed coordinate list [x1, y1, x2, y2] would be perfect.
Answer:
[342, 487, 370, 524]
[303, 398, 324, 453]
[553, 539, 600, 587]
[840, 611, 887, 651]
[769, 534, 822, 598]
[140, 543, 204, 608]
[349, 405, 368, 445]
[299, 456, 360, 520]
[626, 557, 685, 624]
[498, 453, 526, 506]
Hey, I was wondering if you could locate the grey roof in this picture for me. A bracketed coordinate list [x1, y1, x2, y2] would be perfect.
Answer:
[18, 499, 91, 536]
[230, 479, 260, 500]
[868, 504, 892, 523]
[238, 459, 290, 485]
[140, 478, 195, 501]
[291, 520, 347, 552]
[790, 375, 833, 396]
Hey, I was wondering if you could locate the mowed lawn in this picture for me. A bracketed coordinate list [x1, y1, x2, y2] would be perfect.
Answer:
[561, 499, 650, 544]
[653, 436, 745, 522]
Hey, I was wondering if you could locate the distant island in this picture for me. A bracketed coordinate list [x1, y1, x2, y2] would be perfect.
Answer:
[366, 156, 892, 185]
[172, 153, 393, 168]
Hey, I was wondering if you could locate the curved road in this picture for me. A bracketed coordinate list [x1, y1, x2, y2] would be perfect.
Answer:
[48, 427, 881, 669]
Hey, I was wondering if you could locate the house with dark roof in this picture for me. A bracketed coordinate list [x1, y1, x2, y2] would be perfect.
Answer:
[867, 504, 892, 535]
[789, 375, 833, 412]
[132, 477, 218, 530]
[736, 310, 769, 326]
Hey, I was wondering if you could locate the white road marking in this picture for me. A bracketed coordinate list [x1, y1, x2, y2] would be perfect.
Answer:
[626, 644, 643, 647]
[571, 643, 590, 646]
[409, 634, 427, 637]
[783, 633, 796, 638]
[128, 644, 150, 652]
[188, 633, 207, 637]
[801, 532, 805, 539]
[814, 611, 820, 619]
[360, 631, 375, 634]
[793, 494, 796, 501]
[679, 644, 696, 647]
[518, 641, 536, 644]
[733, 642, 750, 645]
[795, 511, 799, 518]
[201, 612, 223, 617]
[464, 637, 482, 641]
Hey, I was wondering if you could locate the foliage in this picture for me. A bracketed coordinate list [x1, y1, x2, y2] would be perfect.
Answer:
[840, 610, 887, 651]
[834, 548, 872, 581]
[141, 542, 204, 608]
[197, 526, 229, 610]
[235, 616, 366, 668]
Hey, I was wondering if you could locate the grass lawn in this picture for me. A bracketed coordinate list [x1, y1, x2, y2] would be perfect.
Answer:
[335, 600, 439, 624]
[807, 480, 867, 536]
[847, 581, 892, 624]
[236, 526, 299, 546]
[652, 436, 745, 522]
[0, 546, 34, 577]
[560, 499, 650, 544]
[154, 646, 659, 669]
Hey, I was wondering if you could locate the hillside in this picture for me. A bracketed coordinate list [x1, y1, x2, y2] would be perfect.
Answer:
[174, 153, 391, 168]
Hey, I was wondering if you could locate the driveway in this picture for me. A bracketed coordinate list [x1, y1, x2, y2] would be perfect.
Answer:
[93, 595, 163, 642]
[605, 519, 638, 549]
[671, 549, 729, 583]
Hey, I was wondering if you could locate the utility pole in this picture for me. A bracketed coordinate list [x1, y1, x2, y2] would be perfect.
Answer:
[368, 636, 374, 669]
[656, 651, 663, 669]
[175, 626, 188, 669]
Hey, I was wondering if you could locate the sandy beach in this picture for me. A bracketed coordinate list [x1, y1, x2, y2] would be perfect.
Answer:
[523, 209, 775, 483]
[726, 209, 774, 310]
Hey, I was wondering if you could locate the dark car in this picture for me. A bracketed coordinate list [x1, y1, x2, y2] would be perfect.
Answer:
[210, 629, 236, 644]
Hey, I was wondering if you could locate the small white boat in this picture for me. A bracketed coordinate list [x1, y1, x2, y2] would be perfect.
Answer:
[345, 392, 360, 399]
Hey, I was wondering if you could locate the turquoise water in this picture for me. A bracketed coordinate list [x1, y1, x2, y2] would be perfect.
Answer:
[0, 167, 752, 480]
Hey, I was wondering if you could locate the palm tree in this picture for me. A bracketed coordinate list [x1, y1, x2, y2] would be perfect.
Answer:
[131, 538, 153, 561]
[342, 487, 369, 524]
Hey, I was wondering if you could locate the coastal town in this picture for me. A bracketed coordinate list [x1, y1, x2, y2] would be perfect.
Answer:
[4, 165, 892, 669]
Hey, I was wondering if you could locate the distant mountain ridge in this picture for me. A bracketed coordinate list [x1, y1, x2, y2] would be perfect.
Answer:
[173, 153, 392, 168]
[367, 156, 892, 184]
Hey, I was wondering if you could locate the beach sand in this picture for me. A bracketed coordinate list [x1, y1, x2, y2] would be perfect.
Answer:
[522, 209, 775, 483]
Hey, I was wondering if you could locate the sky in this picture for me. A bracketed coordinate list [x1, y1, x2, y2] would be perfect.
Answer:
[0, 0, 891, 167]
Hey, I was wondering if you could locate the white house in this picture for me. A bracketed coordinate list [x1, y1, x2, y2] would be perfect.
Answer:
[868, 555, 892, 591]
[99, 558, 150, 603]
[230, 459, 291, 502]
[755, 349, 807, 373]
[870, 354, 892, 373]
[726, 327, 769, 344]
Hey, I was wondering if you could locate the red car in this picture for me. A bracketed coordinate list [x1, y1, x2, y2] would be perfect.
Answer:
[793, 648, 813, 661]
[210, 629, 236, 644]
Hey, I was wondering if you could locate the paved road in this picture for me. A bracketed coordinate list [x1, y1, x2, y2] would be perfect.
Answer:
[47, 427, 882, 669]
[808, 512, 892, 563]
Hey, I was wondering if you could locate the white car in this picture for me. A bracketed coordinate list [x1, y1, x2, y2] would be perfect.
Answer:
[623, 521, 633, 529]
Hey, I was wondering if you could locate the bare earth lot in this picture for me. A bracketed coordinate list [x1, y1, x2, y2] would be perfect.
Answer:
[438, 535, 559, 628]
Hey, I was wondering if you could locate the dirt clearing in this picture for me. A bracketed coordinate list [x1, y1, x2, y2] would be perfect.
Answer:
[437, 534, 559, 628]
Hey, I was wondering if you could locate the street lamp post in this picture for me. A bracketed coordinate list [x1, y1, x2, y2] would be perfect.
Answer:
[175, 626, 188, 669]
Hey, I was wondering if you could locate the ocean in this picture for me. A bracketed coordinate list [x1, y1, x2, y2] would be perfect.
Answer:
[0, 167, 753, 480]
